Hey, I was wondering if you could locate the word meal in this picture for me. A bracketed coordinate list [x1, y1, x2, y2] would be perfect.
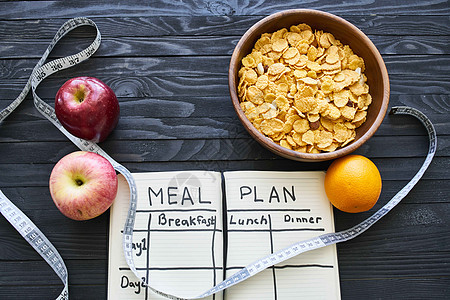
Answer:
[238, 23, 373, 153]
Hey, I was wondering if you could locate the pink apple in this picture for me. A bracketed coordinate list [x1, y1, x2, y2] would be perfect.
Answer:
[55, 77, 120, 143]
[49, 151, 118, 221]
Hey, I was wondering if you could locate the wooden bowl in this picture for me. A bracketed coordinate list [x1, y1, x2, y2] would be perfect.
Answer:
[229, 9, 390, 162]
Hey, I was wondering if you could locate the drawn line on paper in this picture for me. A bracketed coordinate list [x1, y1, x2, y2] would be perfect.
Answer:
[228, 177, 319, 181]
[227, 228, 325, 232]
[136, 209, 217, 213]
[211, 216, 217, 300]
[119, 267, 224, 271]
[225, 264, 334, 270]
[122, 229, 223, 233]
[145, 214, 152, 300]
[135, 229, 223, 232]
[272, 264, 334, 269]
[227, 209, 310, 212]
[268, 214, 278, 300]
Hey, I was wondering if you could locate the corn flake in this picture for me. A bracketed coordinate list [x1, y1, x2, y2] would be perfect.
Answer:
[262, 108, 278, 119]
[238, 23, 373, 153]
[332, 90, 350, 108]
[294, 95, 317, 113]
[302, 130, 315, 145]
[246, 86, 264, 104]
[293, 118, 310, 133]
[275, 95, 290, 112]
[272, 39, 289, 52]
[260, 118, 284, 135]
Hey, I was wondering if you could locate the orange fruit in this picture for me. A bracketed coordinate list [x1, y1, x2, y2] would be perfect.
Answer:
[324, 155, 382, 213]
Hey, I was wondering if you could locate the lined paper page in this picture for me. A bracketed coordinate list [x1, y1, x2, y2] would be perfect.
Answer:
[108, 171, 223, 300]
[223, 171, 340, 300]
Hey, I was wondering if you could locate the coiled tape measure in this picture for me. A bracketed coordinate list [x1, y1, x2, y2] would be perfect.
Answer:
[0, 18, 437, 299]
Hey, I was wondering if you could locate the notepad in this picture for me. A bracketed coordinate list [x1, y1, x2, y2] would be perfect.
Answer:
[108, 171, 340, 299]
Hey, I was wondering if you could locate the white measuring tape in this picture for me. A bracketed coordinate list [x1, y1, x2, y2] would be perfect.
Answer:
[0, 18, 437, 299]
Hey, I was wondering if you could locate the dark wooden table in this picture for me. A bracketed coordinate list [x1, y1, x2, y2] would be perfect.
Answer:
[0, 1, 449, 299]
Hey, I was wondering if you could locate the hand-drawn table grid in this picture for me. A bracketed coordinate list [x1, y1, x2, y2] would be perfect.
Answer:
[226, 208, 336, 299]
[132, 209, 223, 299]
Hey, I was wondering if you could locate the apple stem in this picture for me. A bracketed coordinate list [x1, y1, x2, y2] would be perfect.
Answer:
[75, 178, 84, 186]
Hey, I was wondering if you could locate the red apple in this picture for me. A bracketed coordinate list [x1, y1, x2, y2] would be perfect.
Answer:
[55, 77, 120, 143]
[49, 151, 118, 221]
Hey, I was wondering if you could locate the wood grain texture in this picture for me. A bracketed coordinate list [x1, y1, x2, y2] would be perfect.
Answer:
[341, 278, 450, 299]
[0, 15, 448, 38]
[0, 178, 446, 213]
[1, 95, 449, 138]
[1, 55, 449, 80]
[0, 114, 448, 142]
[0, 201, 448, 259]
[0, 157, 448, 188]
[0, 0, 449, 299]
[1, 93, 448, 117]
[0, 135, 447, 165]
[0, 260, 107, 285]
[0, 0, 449, 18]
[0, 285, 104, 300]
[1, 34, 449, 59]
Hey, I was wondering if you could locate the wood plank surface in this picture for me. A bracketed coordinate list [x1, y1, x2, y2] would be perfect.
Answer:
[0, 0, 449, 299]
[0, 15, 448, 38]
[0, 0, 449, 18]
[1, 35, 449, 58]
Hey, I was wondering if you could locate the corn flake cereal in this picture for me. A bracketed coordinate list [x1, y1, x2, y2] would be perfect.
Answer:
[238, 23, 373, 152]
